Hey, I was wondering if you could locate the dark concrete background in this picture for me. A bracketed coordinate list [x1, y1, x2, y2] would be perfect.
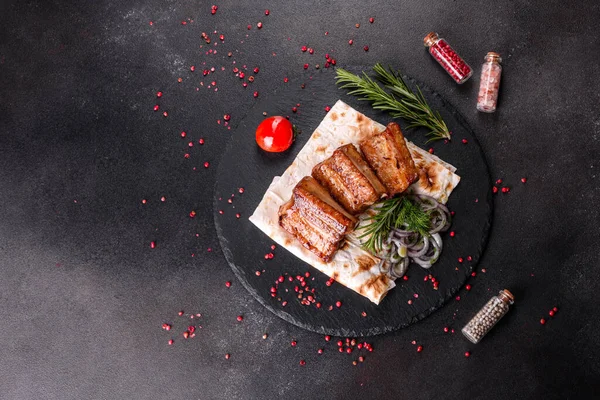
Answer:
[0, 0, 598, 399]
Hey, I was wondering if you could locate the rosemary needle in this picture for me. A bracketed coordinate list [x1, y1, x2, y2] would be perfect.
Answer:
[335, 63, 451, 142]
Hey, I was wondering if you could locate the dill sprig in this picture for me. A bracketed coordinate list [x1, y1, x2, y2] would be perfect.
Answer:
[335, 63, 451, 142]
[358, 197, 430, 254]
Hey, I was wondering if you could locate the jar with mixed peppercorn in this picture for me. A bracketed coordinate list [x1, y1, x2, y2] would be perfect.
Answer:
[424, 32, 473, 84]
[462, 289, 514, 344]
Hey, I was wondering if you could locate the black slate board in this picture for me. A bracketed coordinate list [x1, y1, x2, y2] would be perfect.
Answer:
[214, 67, 492, 337]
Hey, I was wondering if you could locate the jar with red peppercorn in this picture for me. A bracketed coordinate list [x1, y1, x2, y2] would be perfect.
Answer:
[477, 52, 503, 113]
[424, 32, 473, 84]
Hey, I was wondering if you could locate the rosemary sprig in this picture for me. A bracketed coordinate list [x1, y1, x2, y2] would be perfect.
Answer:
[358, 197, 430, 254]
[335, 64, 451, 142]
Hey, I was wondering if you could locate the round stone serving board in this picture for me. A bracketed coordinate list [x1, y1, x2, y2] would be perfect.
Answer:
[213, 66, 493, 337]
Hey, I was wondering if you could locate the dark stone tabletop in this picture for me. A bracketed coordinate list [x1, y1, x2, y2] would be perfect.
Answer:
[0, 1, 598, 399]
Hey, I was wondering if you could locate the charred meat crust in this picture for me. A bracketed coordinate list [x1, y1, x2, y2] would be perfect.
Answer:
[278, 177, 356, 262]
[359, 122, 419, 196]
[312, 144, 386, 214]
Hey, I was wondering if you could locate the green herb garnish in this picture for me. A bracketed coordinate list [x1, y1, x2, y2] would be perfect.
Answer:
[335, 63, 451, 142]
[358, 196, 431, 254]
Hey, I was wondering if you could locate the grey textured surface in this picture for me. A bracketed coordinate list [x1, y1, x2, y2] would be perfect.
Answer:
[0, 0, 599, 399]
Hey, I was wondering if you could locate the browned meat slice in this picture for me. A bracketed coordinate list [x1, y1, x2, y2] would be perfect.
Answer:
[359, 122, 419, 196]
[279, 176, 356, 262]
[312, 144, 386, 214]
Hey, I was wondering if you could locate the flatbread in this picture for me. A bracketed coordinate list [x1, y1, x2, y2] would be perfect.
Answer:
[249, 100, 460, 304]
[406, 143, 461, 204]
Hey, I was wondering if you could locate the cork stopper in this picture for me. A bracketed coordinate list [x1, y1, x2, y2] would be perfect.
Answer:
[485, 52, 502, 63]
[423, 32, 439, 47]
[499, 289, 514, 304]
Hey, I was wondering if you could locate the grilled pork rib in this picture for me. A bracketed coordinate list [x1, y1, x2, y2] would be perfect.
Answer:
[279, 177, 356, 262]
[312, 144, 386, 214]
[359, 122, 419, 196]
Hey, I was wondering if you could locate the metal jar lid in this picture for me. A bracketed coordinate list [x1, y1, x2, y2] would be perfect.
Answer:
[499, 289, 515, 304]
[485, 51, 502, 63]
[423, 32, 439, 47]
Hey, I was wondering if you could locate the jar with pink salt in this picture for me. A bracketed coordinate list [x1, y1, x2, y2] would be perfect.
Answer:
[477, 52, 503, 113]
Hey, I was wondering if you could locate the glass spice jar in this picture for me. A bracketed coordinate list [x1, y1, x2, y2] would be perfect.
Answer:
[424, 32, 473, 84]
[477, 52, 503, 113]
[462, 289, 514, 344]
